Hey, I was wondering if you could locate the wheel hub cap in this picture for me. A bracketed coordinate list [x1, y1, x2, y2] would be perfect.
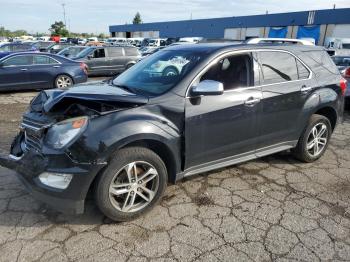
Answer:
[109, 161, 159, 213]
[306, 123, 328, 157]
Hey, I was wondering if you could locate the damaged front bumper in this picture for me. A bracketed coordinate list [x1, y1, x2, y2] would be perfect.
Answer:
[0, 142, 106, 214]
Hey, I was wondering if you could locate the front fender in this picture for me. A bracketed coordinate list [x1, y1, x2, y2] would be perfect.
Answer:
[67, 111, 182, 175]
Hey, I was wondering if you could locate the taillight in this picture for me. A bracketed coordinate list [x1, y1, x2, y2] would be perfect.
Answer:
[342, 67, 350, 78]
[80, 62, 88, 74]
[340, 78, 347, 96]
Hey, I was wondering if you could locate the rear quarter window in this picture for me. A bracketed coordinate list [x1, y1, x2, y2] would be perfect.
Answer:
[301, 50, 339, 75]
[124, 48, 139, 56]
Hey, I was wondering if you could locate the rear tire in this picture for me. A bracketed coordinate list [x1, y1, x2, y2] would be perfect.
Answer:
[94, 147, 167, 221]
[292, 114, 332, 163]
[55, 75, 73, 89]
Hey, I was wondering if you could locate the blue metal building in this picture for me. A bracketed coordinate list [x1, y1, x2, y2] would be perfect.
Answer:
[109, 8, 350, 46]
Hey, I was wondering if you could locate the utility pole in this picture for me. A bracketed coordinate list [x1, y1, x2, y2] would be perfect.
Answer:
[61, 3, 67, 27]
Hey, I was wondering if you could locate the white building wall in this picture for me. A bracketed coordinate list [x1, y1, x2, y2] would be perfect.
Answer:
[331, 24, 350, 38]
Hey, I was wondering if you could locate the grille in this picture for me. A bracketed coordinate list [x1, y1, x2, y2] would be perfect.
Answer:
[25, 131, 42, 152]
[21, 115, 51, 152]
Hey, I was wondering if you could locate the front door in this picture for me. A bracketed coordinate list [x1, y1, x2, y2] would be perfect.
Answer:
[0, 54, 33, 91]
[87, 48, 108, 75]
[185, 52, 262, 169]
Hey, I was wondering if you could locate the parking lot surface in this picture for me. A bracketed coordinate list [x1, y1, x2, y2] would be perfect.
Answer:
[0, 89, 350, 261]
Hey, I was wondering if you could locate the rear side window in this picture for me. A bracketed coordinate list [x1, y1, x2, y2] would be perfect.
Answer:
[107, 47, 123, 56]
[259, 51, 298, 85]
[124, 48, 139, 56]
[3, 55, 33, 66]
[33, 56, 58, 65]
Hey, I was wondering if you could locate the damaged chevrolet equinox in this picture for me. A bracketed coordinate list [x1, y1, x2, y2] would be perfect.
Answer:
[0, 43, 346, 221]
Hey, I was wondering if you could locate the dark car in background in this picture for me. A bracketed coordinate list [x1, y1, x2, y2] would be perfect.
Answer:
[0, 43, 37, 59]
[140, 46, 164, 59]
[72, 46, 140, 76]
[57, 46, 88, 58]
[332, 56, 350, 98]
[47, 43, 75, 54]
[31, 41, 55, 52]
[0, 52, 87, 91]
[0, 43, 345, 221]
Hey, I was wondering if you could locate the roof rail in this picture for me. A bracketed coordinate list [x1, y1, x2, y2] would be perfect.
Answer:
[246, 38, 315, 46]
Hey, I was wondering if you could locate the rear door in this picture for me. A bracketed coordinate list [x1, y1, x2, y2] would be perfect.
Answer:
[107, 47, 126, 74]
[0, 55, 33, 91]
[256, 50, 315, 154]
[28, 55, 61, 88]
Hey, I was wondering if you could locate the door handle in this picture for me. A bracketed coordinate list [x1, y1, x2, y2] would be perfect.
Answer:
[301, 85, 313, 93]
[53, 65, 61, 68]
[20, 68, 28, 71]
[244, 97, 260, 106]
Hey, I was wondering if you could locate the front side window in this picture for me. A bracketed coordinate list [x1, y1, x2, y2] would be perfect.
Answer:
[200, 53, 253, 90]
[113, 50, 204, 96]
[259, 51, 298, 85]
[33, 56, 58, 65]
[93, 49, 105, 58]
[2, 55, 33, 66]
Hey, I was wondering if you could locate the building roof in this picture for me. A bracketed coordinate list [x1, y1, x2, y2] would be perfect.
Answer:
[109, 8, 350, 37]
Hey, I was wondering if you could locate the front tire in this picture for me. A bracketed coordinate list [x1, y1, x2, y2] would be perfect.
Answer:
[292, 114, 332, 163]
[95, 147, 167, 221]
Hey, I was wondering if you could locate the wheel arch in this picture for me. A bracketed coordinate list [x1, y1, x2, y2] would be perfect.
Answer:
[118, 139, 178, 183]
[313, 106, 338, 131]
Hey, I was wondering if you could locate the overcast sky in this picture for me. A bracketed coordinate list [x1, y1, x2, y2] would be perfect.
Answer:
[1, 0, 349, 34]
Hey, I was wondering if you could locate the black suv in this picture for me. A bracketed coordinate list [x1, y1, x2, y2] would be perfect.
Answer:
[0, 43, 346, 221]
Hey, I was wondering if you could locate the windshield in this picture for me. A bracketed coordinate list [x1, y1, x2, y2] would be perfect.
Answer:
[74, 47, 94, 59]
[113, 50, 204, 96]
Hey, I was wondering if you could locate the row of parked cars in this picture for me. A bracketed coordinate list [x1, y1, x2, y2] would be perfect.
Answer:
[0, 36, 207, 91]
[0, 41, 143, 91]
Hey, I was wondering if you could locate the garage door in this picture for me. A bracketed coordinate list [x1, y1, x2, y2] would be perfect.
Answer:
[224, 28, 241, 40]
[246, 27, 261, 38]
[331, 24, 350, 38]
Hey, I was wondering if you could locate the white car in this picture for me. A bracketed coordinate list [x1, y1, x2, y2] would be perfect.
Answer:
[145, 55, 190, 76]
[246, 38, 315, 46]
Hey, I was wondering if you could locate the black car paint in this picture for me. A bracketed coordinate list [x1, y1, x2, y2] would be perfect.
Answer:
[0, 43, 344, 214]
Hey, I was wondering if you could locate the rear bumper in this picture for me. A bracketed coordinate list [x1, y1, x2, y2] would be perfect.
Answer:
[0, 149, 105, 214]
[74, 74, 88, 84]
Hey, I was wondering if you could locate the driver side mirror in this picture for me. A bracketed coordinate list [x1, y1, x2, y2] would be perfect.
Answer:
[191, 80, 224, 96]
[87, 54, 93, 60]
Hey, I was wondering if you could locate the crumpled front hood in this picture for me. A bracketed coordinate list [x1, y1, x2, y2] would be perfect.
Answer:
[30, 81, 149, 114]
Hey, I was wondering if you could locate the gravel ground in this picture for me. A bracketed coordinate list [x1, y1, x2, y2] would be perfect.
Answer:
[0, 85, 350, 261]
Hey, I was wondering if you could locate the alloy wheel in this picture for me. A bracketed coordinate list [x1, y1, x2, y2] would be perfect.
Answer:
[306, 123, 328, 157]
[56, 76, 73, 88]
[108, 161, 159, 213]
